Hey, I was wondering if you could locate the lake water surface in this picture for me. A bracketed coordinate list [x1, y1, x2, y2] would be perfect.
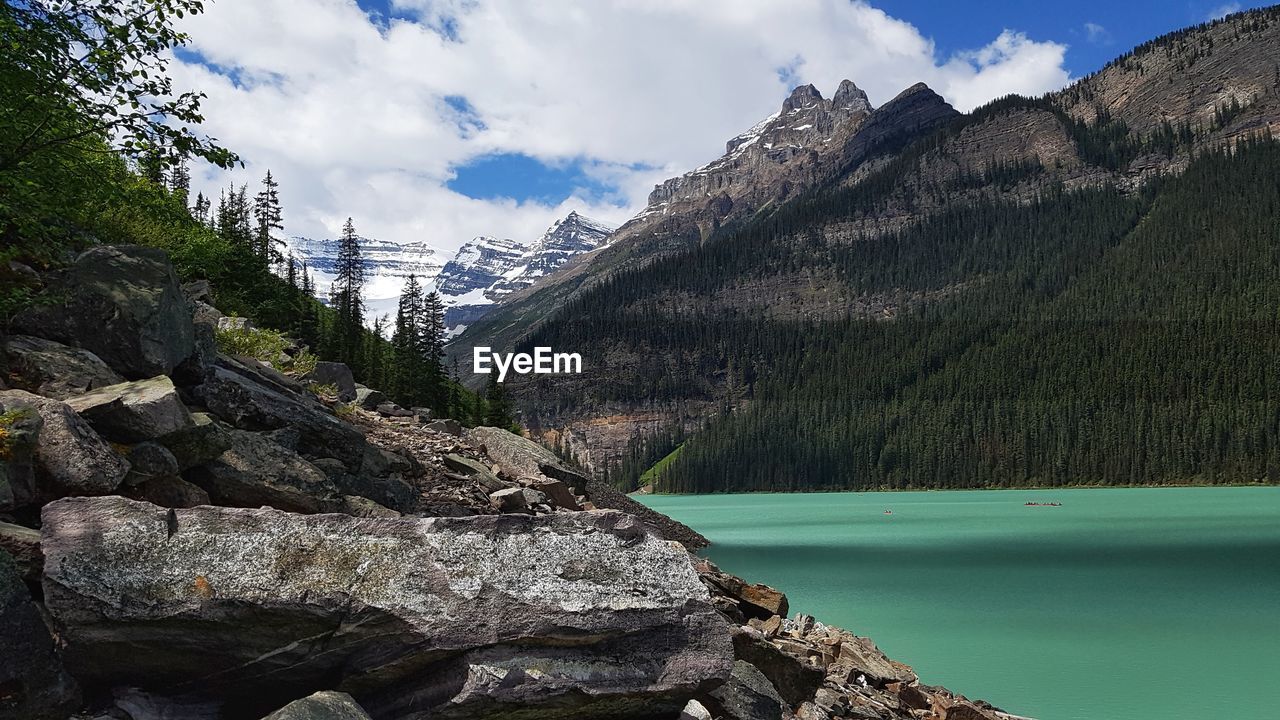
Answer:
[640, 487, 1280, 720]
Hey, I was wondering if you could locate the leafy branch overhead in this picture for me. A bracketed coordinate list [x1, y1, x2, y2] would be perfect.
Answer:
[0, 0, 238, 173]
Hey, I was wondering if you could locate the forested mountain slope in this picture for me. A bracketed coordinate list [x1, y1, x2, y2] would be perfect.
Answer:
[458, 7, 1280, 490]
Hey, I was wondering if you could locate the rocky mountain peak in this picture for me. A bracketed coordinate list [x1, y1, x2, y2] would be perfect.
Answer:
[832, 79, 872, 113]
[781, 83, 824, 112]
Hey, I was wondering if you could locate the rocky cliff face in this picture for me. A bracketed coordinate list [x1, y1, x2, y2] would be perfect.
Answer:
[485, 210, 615, 299]
[433, 235, 526, 298]
[0, 242, 1021, 720]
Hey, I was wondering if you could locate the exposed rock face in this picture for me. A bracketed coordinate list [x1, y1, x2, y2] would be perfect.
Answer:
[263, 691, 372, 720]
[0, 390, 129, 505]
[186, 429, 341, 514]
[705, 660, 789, 720]
[65, 376, 193, 443]
[193, 366, 366, 470]
[434, 236, 527, 297]
[0, 551, 81, 719]
[155, 412, 232, 472]
[485, 212, 616, 300]
[305, 361, 357, 402]
[466, 426, 590, 490]
[0, 397, 42, 510]
[0, 521, 42, 583]
[40, 497, 732, 719]
[12, 245, 195, 379]
[354, 386, 385, 410]
[2, 335, 126, 400]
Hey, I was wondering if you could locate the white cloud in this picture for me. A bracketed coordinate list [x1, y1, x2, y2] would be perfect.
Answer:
[173, 0, 1072, 258]
[1208, 3, 1242, 21]
[1084, 22, 1111, 44]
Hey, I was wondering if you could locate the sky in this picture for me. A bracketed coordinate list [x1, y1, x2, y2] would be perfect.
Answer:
[171, 0, 1275, 258]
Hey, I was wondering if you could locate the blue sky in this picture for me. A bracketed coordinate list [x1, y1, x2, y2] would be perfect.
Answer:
[173, 0, 1275, 258]
[435, 0, 1274, 208]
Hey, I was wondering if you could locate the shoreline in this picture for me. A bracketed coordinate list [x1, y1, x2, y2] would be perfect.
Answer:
[638, 481, 1279, 497]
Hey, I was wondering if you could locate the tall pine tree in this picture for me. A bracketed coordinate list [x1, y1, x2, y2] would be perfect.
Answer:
[253, 170, 284, 264]
[329, 217, 364, 369]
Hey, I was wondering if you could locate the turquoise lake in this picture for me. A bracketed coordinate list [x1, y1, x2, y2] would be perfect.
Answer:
[639, 487, 1280, 720]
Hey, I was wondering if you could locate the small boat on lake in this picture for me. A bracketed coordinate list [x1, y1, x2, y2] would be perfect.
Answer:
[1024, 501, 1062, 507]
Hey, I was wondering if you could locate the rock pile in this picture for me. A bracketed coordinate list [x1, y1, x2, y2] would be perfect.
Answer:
[0, 244, 1023, 719]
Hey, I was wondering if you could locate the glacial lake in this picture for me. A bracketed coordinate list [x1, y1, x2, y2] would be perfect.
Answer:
[639, 487, 1280, 720]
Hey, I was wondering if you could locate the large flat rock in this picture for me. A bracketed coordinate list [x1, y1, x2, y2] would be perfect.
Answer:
[40, 497, 732, 719]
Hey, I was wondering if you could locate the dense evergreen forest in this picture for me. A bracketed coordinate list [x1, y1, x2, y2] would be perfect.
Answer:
[0, 1, 511, 426]
[521, 136, 1280, 491]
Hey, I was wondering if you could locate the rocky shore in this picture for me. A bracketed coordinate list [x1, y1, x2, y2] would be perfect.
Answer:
[1, 245, 1024, 719]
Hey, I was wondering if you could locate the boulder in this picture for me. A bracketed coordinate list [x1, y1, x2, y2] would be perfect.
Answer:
[193, 367, 366, 470]
[353, 386, 385, 410]
[191, 300, 224, 325]
[181, 279, 214, 304]
[11, 245, 194, 379]
[0, 398, 43, 510]
[217, 316, 254, 332]
[0, 521, 42, 584]
[376, 402, 413, 418]
[704, 660, 788, 720]
[2, 335, 126, 400]
[442, 454, 506, 492]
[155, 412, 232, 471]
[466, 426, 590, 493]
[530, 477, 581, 510]
[835, 635, 917, 686]
[263, 691, 372, 720]
[339, 495, 402, 518]
[304, 361, 357, 403]
[703, 571, 789, 620]
[172, 319, 218, 388]
[0, 390, 129, 503]
[126, 474, 211, 509]
[410, 407, 432, 420]
[680, 699, 714, 720]
[123, 442, 181, 487]
[488, 486, 528, 512]
[521, 487, 549, 507]
[423, 418, 463, 436]
[731, 627, 825, 708]
[41, 498, 732, 719]
[65, 376, 193, 443]
[0, 551, 81, 719]
[186, 429, 341, 514]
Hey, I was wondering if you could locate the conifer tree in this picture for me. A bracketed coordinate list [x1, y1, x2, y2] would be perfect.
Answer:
[330, 217, 365, 368]
[169, 158, 190, 207]
[253, 170, 284, 263]
[391, 274, 424, 403]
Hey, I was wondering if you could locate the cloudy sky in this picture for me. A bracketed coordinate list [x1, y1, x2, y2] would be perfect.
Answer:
[172, 0, 1270, 257]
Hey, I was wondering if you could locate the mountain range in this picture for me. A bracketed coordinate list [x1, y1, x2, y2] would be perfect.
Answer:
[448, 6, 1280, 491]
[286, 211, 614, 332]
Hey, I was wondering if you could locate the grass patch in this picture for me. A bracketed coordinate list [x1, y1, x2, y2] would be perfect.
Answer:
[638, 443, 684, 489]
[215, 322, 318, 376]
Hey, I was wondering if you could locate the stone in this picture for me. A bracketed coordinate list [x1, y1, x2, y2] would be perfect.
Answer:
[41, 498, 732, 719]
[894, 682, 933, 711]
[376, 402, 413, 418]
[112, 687, 220, 720]
[65, 376, 193, 443]
[530, 477, 581, 510]
[410, 407, 432, 420]
[0, 390, 129, 503]
[304, 361, 357, 402]
[835, 635, 917, 686]
[2, 335, 126, 400]
[705, 660, 789, 720]
[155, 412, 232, 471]
[0, 550, 81, 719]
[680, 698, 714, 720]
[126, 474, 211, 509]
[521, 486, 549, 507]
[354, 386, 385, 410]
[217, 316, 254, 332]
[0, 521, 42, 583]
[748, 615, 783, 637]
[703, 571, 789, 621]
[423, 418, 463, 436]
[193, 367, 366, 470]
[123, 442, 181, 487]
[12, 245, 195, 379]
[731, 627, 825, 708]
[186, 429, 341, 514]
[262, 691, 372, 720]
[172, 319, 217, 388]
[442, 453, 506, 492]
[0, 397, 43, 510]
[339, 495, 402, 518]
[489, 486, 528, 512]
[182, 279, 214, 304]
[466, 426, 590, 492]
[941, 701, 998, 720]
[192, 301, 224, 326]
